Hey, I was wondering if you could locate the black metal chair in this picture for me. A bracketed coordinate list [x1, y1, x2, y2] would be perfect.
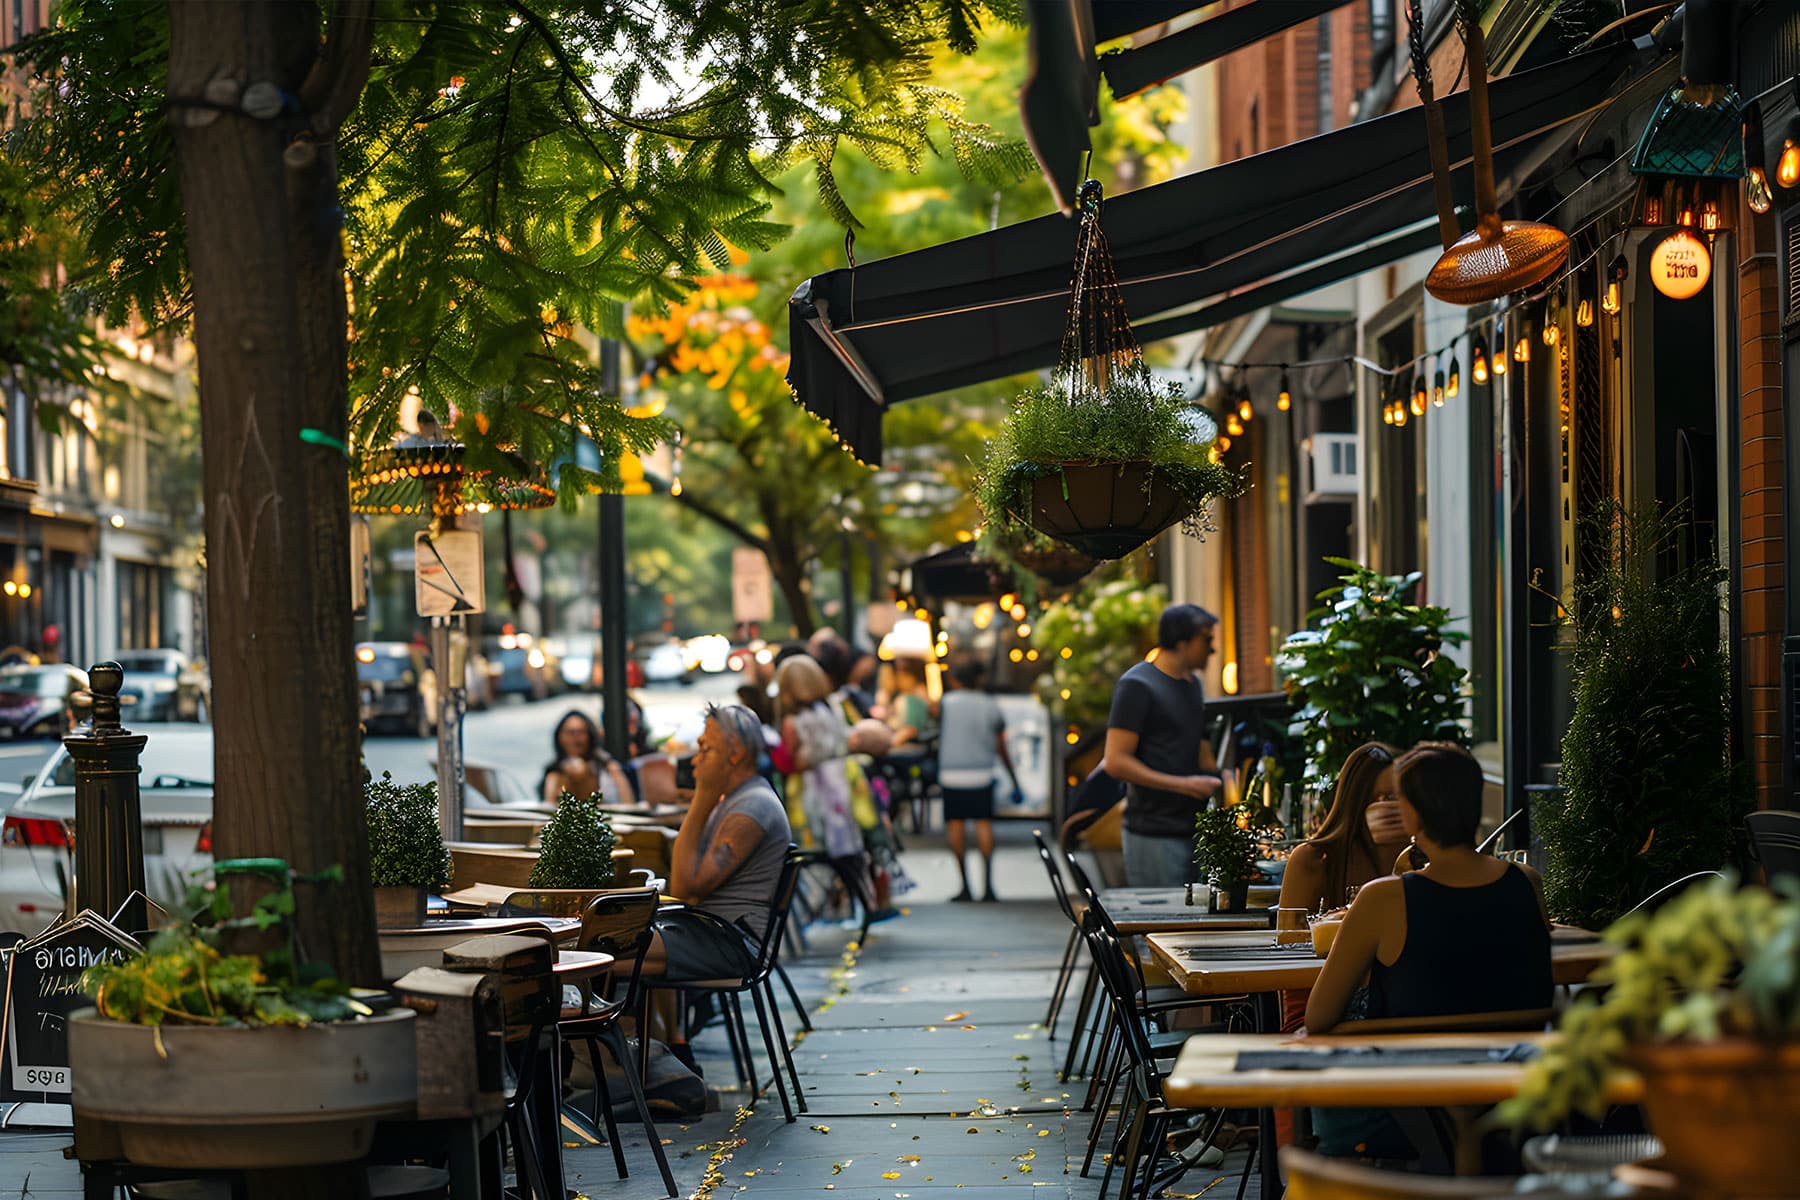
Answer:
[638, 850, 808, 1122]
[1747, 810, 1800, 885]
[1623, 870, 1724, 917]
[558, 888, 679, 1197]
[1032, 829, 1087, 1040]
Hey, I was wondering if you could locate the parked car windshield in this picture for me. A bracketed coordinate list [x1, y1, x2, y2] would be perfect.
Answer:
[357, 653, 415, 684]
[1, 669, 69, 697]
[46, 734, 213, 790]
[115, 653, 180, 676]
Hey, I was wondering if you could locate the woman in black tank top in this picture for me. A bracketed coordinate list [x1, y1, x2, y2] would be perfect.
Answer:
[1307, 743, 1552, 1034]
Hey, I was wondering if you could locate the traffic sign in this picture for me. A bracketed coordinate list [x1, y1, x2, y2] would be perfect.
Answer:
[415, 528, 485, 616]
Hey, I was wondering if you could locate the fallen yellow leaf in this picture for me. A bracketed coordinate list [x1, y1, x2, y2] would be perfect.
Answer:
[943, 1011, 968, 1021]
[882, 1172, 902, 1180]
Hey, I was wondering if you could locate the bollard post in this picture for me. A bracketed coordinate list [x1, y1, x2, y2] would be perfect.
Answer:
[63, 663, 148, 933]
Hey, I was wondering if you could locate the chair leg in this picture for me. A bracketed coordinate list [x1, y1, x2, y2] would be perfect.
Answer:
[1046, 926, 1079, 1035]
[1083, 1017, 1118, 1111]
[1060, 969, 1098, 1081]
[774, 959, 812, 1032]
[718, 991, 753, 1098]
[750, 985, 795, 1122]
[1134, 1110, 1171, 1200]
[762, 978, 807, 1113]
[602, 1024, 679, 1198]
[1082, 1033, 1127, 1176]
[726, 991, 758, 1103]
[583, 1035, 630, 1179]
[1099, 1086, 1140, 1195]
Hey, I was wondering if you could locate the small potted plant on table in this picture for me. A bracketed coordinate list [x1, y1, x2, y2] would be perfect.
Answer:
[366, 771, 452, 927]
[1194, 807, 1260, 913]
[507, 791, 620, 915]
[1498, 876, 1800, 1197]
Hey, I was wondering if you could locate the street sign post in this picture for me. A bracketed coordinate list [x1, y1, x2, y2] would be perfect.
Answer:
[415, 528, 485, 617]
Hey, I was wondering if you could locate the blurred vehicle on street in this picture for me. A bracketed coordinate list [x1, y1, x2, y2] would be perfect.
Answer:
[545, 634, 602, 692]
[0, 723, 212, 935]
[357, 642, 437, 737]
[0, 664, 91, 739]
[639, 640, 692, 686]
[114, 649, 209, 723]
[484, 633, 562, 701]
[682, 634, 732, 675]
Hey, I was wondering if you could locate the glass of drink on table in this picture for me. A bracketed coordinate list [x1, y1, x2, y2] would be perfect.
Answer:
[1275, 907, 1311, 946]
[1309, 909, 1346, 957]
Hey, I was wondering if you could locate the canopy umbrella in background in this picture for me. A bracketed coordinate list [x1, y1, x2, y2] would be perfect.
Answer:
[788, 40, 1657, 466]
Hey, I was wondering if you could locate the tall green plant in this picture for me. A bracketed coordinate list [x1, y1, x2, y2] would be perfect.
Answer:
[1540, 504, 1748, 929]
[1194, 807, 1259, 886]
[1277, 560, 1468, 794]
[1032, 577, 1167, 731]
[530, 792, 618, 889]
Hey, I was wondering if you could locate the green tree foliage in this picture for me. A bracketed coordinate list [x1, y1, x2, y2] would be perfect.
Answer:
[0, 146, 107, 406]
[1032, 577, 1167, 731]
[529, 791, 618, 888]
[1277, 561, 1469, 794]
[1539, 504, 1749, 929]
[8, 0, 1023, 496]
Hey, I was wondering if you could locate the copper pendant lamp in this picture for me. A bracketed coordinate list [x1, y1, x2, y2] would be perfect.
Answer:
[349, 411, 556, 519]
[1417, 0, 1569, 305]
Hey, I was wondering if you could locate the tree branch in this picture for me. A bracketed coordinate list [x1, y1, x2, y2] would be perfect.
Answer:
[642, 468, 768, 553]
[299, 0, 375, 136]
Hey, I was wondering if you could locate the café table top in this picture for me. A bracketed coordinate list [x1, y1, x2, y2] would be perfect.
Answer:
[1145, 927, 1613, 996]
[1162, 1030, 1643, 1110]
[378, 914, 583, 941]
[1099, 887, 1276, 933]
[551, 949, 615, 980]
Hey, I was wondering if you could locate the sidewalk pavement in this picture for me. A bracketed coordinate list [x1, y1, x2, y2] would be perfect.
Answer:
[0, 822, 1261, 1198]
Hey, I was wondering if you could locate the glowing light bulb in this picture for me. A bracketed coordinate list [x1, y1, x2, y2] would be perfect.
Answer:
[1700, 202, 1720, 233]
[1748, 166, 1773, 214]
[1543, 321, 1558, 347]
[1490, 341, 1507, 376]
[1602, 281, 1621, 315]
[1432, 370, 1446, 407]
[1514, 336, 1531, 363]
[1471, 338, 1489, 384]
[1393, 403, 1408, 428]
[1778, 139, 1800, 189]
[1225, 414, 1245, 437]
[670, 477, 683, 497]
[1277, 370, 1292, 411]
[1576, 299, 1594, 327]
[1215, 435, 1231, 453]
[1446, 359, 1459, 399]
[1382, 404, 1395, 426]
[1237, 396, 1253, 422]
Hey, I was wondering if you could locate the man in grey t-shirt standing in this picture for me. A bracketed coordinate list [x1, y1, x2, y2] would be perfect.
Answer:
[642, 703, 790, 1073]
[1101, 604, 1223, 886]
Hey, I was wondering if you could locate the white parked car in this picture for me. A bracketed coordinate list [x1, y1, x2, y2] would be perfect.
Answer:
[0, 725, 214, 936]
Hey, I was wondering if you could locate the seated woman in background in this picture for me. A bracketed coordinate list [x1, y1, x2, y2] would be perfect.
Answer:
[1303, 743, 1551, 1158]
[542, 709, 635, 807]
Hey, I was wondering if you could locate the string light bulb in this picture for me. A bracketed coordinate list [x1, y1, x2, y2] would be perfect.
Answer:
[1409, 374, 1427, 417]
[1216, 434, 1232, 452]
[1603, 255, 1627, 315]
[1543, 320, 1558, 348]
[1393, 400, 1409, 428]
[1748, 165, 1774, 213]
[1225, 413, 1245, 437]
[1513, 335, 1531, 363]
[1779, 135, 1800, 189]
[1277, 369, 1292, 412]
[1471, 337, 1490, 384]
[1432, 369, 1446, 408]
[1745, 104, 1775, 214]
[1490, 329, 1508, 376]
[1237, 392, 1254, 422]
[1576, 298, 1594, 327]
[1382, 404, 1395, 426]
[1446, 358, 1459, 399]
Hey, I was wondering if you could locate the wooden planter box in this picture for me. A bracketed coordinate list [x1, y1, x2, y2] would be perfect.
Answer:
[1027, 461, 1192, 560]
[70, 1008, 417, 1169]
[1628, 1038, 1800, 1198]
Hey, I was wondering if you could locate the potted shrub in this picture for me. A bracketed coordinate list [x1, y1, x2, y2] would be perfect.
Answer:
[366, 771, 452, 927]
[1194, 806, 1260, 912]
[1538, 504, 1749, 929]
[1497, 876, 1800, 1197]
[526, 790, 619, 899]
[1277, 560, 1469, 797]
[70, 861, 416, 1169]
[975, 373, 1243, 561]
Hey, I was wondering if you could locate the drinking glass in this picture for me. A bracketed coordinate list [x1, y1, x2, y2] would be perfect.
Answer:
[1274, 906, 1311, 946]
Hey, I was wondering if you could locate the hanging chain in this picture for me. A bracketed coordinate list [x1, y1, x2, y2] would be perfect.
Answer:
[1055, 179, 1150, 404]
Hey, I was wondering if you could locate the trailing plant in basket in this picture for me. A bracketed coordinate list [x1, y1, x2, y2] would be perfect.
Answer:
[974, 373, 1243, 543]
[365, 772, 452, 890]
[1539, 503, 1749, 930]
[1194, 806, 1260, 887]
[1277, 560, 1468, 794]
[82, 860, 361, 1027]
[529, 791, 618, 888]
[1497, 876, 1800, 1130]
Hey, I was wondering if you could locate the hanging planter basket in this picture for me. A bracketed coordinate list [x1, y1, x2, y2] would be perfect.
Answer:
[1028, 461, 1192, 559]
[974, 181, 1244, 561]
[1006, 537, 1099, 588]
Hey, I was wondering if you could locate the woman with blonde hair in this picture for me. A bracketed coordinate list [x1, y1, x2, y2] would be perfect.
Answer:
[775, 655, 863, 864]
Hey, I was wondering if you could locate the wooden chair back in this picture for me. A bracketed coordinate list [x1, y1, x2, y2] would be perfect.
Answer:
[1280, 1147, 1519, 1198]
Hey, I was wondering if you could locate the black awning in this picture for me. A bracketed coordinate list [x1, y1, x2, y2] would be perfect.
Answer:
[788, 42, 1647, 465]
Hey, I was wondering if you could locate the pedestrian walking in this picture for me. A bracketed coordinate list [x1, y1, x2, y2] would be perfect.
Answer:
[1101, 603, 1223, 886]
[937, 660, 1016, 902]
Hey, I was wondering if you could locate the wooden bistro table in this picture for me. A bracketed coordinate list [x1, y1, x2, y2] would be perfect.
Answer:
[1144, 928, 1615, 1194]
[1098, 886, 1277, 934]
[1164, 1030, 1643, 1176]
[377, 915, 583, 981]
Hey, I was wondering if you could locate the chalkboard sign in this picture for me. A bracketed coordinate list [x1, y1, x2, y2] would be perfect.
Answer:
[0, 912, 139, 1102]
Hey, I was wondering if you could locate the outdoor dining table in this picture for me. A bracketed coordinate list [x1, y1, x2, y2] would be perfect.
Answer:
[1143, 926, 1615, 1194]
[376, 914, 583, 980]
[1164, 1030, 1643, 1177]
[1098, 886, 1279, 933]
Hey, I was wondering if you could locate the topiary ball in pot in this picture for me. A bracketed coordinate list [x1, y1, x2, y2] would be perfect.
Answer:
[366, 772, 451, 926]
[529, 791, 618, 889]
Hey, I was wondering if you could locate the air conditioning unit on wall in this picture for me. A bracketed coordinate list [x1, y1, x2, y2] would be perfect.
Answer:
[1307, 433, 1360, 500]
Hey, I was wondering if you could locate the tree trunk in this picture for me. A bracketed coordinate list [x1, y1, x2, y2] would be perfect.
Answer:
[166, 0, 377, 1003]
[769, 550, 817, 639]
